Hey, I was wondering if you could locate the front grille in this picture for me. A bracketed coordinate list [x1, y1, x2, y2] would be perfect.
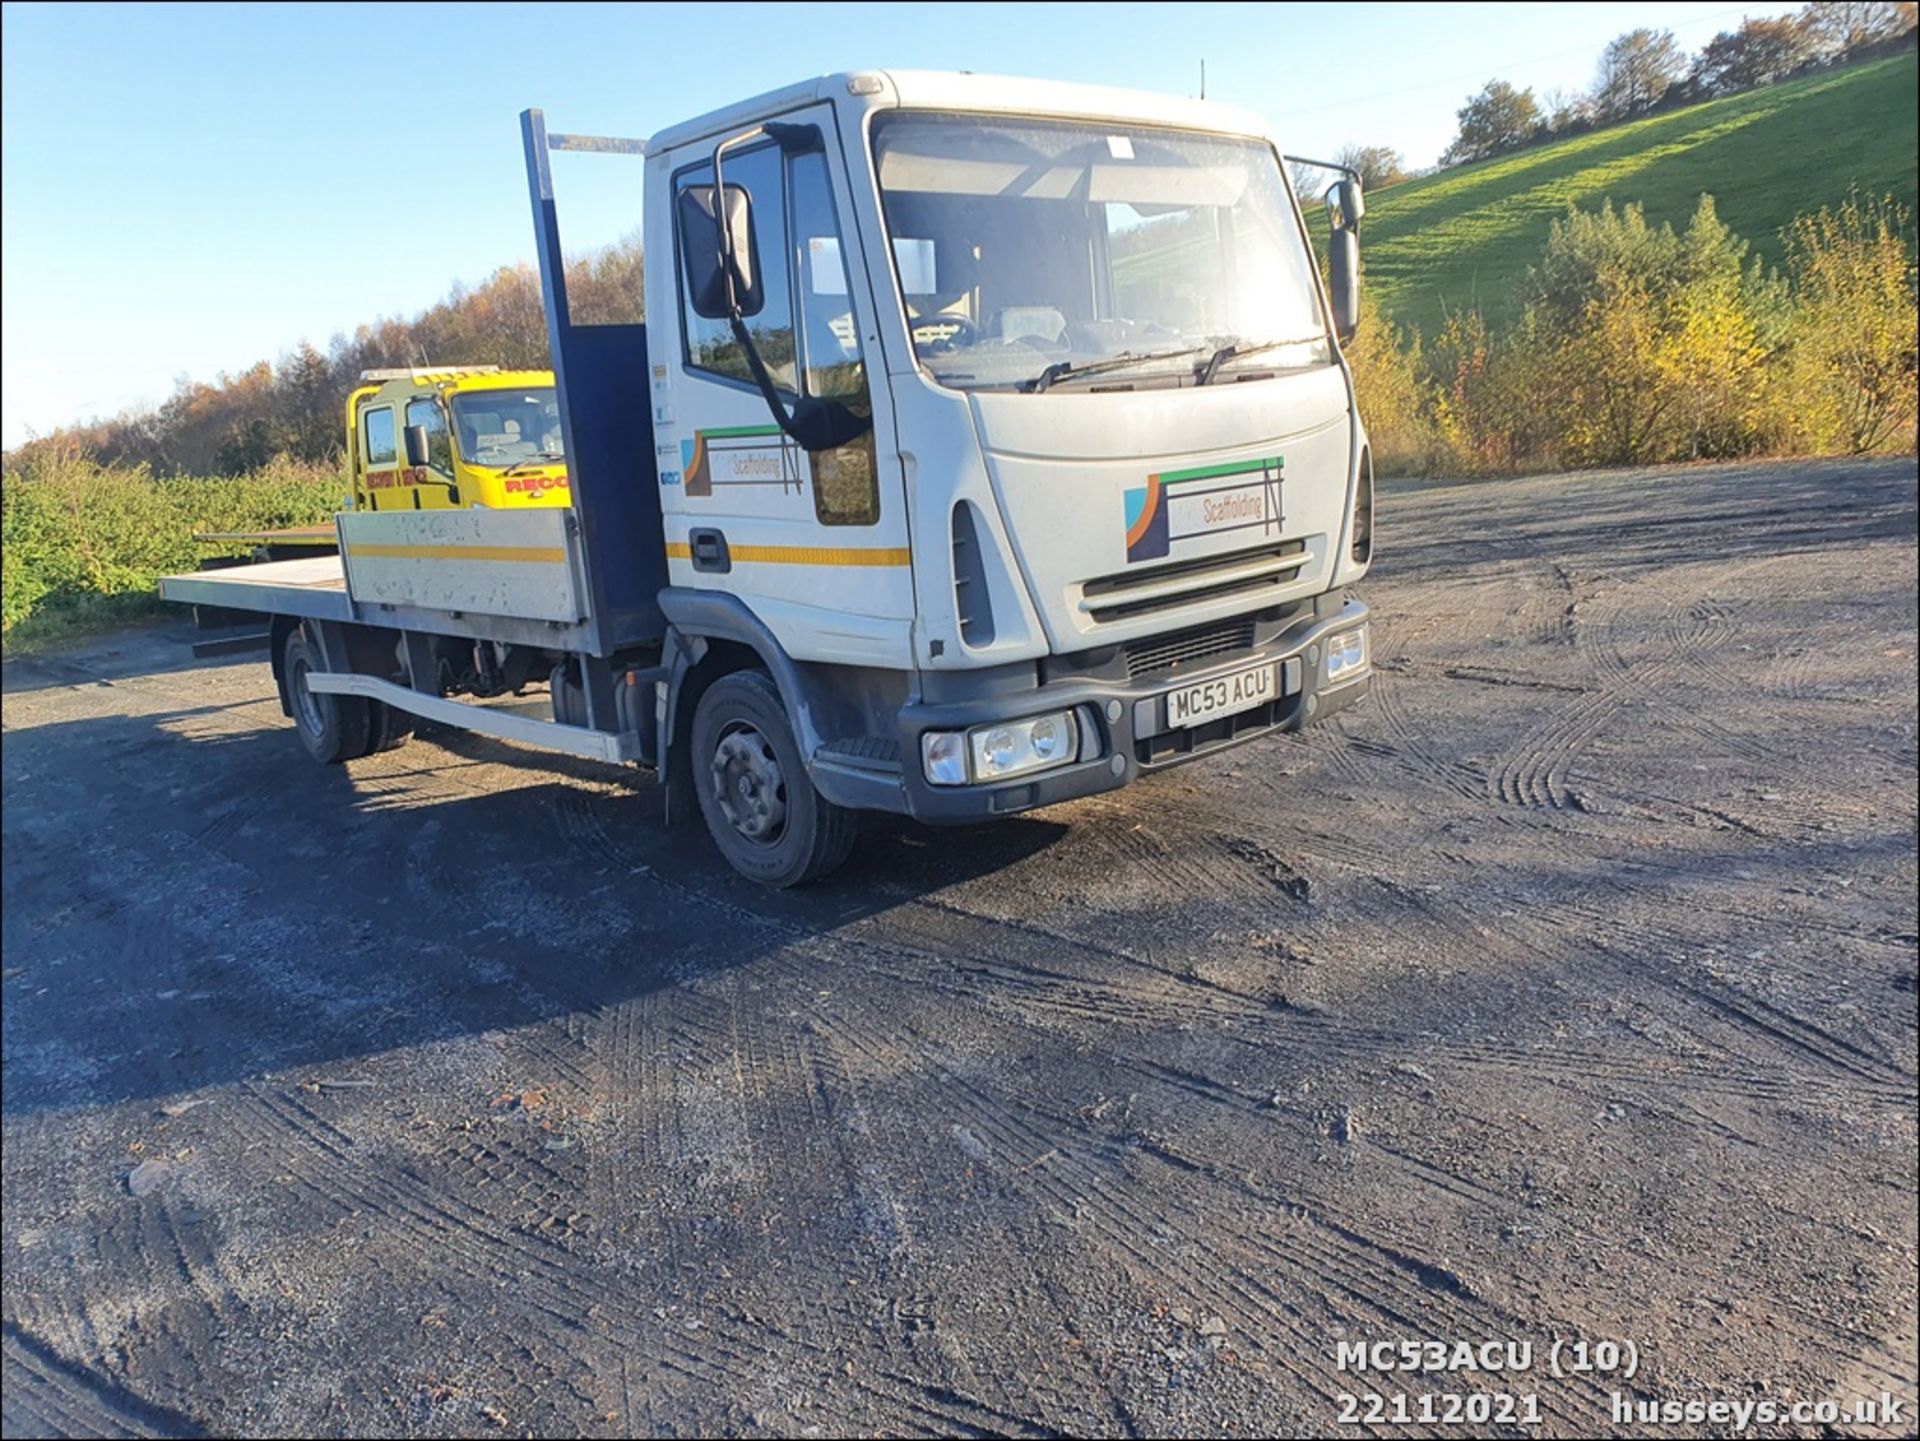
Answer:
[1081, 540, 1311, 625]
[1123, 619, 1256, 679]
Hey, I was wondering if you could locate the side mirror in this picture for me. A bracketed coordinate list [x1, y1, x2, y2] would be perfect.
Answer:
[403, 424, 432, 468]
[677, 183, 763, 320]
[1328, 228, 1360, 344]
[1329, 177, 1365, 231]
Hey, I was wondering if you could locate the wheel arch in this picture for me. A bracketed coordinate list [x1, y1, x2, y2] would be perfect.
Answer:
[656, 589, 829, 809]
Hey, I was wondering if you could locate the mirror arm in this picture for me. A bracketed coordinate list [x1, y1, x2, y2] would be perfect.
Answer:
[711, 130, 757, 314]
[728, 313, 802, 437]
[1283, 153, 1365, 237]
[709, 123, 818, 308]
[727, 315, 873, 454]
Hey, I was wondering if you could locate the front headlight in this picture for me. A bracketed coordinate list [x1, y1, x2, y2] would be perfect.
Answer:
[922, 709, 1082, 786]
[1326, 627, 1369, 683]
[922, 731, 969, 786]
[973, 709, 1078, 781]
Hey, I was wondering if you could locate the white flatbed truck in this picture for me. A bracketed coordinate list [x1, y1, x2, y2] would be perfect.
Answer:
[160, 72, 1377, 886]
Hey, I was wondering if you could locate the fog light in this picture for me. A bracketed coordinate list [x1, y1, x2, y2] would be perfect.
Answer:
[922, 731, 968, 786]
[1326, 627, 1369, 683]
[970, 709, 1080, 781]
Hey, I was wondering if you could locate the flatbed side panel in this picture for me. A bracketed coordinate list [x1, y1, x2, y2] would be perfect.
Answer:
[338, 509, 585, 623]
[523, 108, 666, 656]
[157, 554, 355, 623]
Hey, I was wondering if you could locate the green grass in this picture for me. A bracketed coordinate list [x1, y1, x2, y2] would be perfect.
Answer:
[1364, 53, 1919, 338]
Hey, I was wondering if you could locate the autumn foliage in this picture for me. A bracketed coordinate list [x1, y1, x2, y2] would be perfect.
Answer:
[1346, 191, 1917, 475]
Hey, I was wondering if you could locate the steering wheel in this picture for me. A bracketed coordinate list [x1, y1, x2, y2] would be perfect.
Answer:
[910, 314, 981, 350]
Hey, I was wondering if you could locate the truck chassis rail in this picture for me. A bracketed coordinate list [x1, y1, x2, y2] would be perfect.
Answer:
[304, 671, 643, 764]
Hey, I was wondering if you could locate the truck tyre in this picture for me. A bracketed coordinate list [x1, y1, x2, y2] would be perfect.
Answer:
[690, 670, 858, 887]
[282, 627, 373, 764]
[366, 701, 415, 754]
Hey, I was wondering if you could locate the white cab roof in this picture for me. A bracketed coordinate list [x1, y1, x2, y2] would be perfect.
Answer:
[645, 70, 1278, 154]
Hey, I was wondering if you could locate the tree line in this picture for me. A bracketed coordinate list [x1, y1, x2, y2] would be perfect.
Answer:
[5, 242, 642, 478]
[1308, 2, 1916, 191]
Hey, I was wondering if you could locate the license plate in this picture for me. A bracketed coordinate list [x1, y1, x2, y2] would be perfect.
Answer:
[1166, 662, 1277, 728]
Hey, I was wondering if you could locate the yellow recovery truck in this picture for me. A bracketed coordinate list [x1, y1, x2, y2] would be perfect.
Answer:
[194, 366, 571, 560]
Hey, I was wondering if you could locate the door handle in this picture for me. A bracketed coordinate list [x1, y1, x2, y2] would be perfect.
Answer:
[689, 528, 731, 574]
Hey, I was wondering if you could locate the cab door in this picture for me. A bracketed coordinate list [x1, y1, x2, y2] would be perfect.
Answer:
[357, 400, 405, 511]
[403, 394, 459, 508]
[653, 103, 915, 670]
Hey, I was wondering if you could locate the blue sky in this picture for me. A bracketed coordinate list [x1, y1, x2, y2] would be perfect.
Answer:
[1, 0, 1791, 446]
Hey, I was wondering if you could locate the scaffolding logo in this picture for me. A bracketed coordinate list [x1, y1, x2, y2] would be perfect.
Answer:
[1124, 456, 1283, 563]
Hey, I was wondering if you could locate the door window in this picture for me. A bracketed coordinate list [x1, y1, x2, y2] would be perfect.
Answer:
[792, 151, 867, 402]
[788, 149, 877, 524]
[362, 405, 396, 466]
[404, 397, 452, 474]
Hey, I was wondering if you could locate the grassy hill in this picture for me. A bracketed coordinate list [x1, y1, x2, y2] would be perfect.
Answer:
[1363, 52, 1919, 338]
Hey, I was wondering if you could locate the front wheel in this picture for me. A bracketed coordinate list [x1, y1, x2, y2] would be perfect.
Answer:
[689, 670, 857, 887]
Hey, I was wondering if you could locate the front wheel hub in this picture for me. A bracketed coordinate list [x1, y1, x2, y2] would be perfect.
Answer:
[710, 724, 788, 844]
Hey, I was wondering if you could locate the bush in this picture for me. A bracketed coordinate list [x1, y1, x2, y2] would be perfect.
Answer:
[1368, 190, 1913, 476]
[1782, 191, 1920, 453]
[1428, 308, 1526, 472]
[2, 452, 342, 647]
[1515, 196, 1788, 466]
[1343, 289, 1445, 475]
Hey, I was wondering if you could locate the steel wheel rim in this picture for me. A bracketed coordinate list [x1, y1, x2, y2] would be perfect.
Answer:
[709, 720, 788, 846]
[289, 653, 326, 737]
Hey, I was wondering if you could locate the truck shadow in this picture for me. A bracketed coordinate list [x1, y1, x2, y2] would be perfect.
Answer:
[0, 707, 1069, 1118]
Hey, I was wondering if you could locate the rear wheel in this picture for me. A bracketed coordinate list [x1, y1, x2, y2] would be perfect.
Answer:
[690, 670, 857, 887]
[366, 701, 415, 754]
[282, 627, 372, 764]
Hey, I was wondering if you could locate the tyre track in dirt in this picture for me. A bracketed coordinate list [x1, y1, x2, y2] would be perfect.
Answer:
[5, 457, 1915, 1436]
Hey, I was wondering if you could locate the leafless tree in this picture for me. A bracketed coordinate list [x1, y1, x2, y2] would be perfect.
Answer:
[1592, 28, 1687, 120]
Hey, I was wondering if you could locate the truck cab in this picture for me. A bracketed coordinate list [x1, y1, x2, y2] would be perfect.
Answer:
[347, 367, 572, 512]
[635, 73, 1374, 867]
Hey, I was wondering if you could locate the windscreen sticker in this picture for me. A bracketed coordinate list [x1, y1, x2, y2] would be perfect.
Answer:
[681, 425, 802, 497]
[1124, 456, 1284, 563]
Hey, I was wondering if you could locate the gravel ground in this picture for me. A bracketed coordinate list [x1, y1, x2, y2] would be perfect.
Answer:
[3, 457, 1916, 1439]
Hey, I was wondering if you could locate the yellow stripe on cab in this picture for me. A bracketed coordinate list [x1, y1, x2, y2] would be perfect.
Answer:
[665, 542, 910, 567]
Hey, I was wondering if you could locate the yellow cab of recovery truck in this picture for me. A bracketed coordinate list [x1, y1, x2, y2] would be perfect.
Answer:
[195, 366, 573, 561]
[347, 366, 571, 511]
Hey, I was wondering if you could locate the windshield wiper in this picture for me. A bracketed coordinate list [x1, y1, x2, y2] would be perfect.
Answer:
[1023, 346, 1208, 394]
[1197, 337, 1320, 385]
[499, 451, 565, 477]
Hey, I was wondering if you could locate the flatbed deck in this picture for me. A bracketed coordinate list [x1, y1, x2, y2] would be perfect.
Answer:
[158, 554, 353, 623]
[193, 524, 338, 549]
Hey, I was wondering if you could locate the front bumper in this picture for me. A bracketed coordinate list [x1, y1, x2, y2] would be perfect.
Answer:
[809, 596, 1371, 822]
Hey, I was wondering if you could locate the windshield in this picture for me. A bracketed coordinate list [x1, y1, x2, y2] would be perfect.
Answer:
[451, 389, 565, 468]
[871, 113, 1331, 392]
